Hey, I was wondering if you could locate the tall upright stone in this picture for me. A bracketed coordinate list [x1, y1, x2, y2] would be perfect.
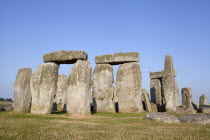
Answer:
[67, 60, 92, 115]
[116, 62, 143, 113]
[31, 63, 59, 114]
[14, 68, 32, 113]
[150, 79, 163, 111]
[92, 64, 115, 113]
[181, 88, 193, 109]
[163, 55, 176, 112]
[55, 75, 68, 111]
[199, 94, 208, 106]
[142, 88, 152, 112]
[174, 80, 179, 106]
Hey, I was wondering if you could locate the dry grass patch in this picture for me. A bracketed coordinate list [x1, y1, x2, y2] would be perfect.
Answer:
[0, 111, 210, 140]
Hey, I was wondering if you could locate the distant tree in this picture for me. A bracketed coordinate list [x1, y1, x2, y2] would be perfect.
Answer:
[5, 98, 13, 102]
[0, 98, 4, 101]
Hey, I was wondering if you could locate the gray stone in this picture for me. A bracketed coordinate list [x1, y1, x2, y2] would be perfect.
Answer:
[163, 55, 176, 112]
[116, 62, 143, 113]
[4, 106, 13, 111]
[176, 107, 196, 114]
[43, 50, 88, 64]
[55, 75, 68, 111]
[181, 88, 194, 109]
[95, 52, 139, 65]
[145, 112, 180, 124]
[199, 94, 208, 106]
[150, 79, 163, 111]
[191, 102, 199, 111]
[150, 69, 176, 79]
[201, 106, 210, 113]
[31, 63, 59, 114]
[14, 68, 32, 113]
[92, 64, 115, 113]
[174, 80, 179, 106]
[67, 60, 92, 116]
[0, 108, 5, 111]
[151, 103, 158, 112]
[177, 114, 210, 124]
[142, 88, 152, 112]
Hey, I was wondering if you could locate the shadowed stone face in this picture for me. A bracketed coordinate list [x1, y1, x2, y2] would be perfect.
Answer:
[116, 62, 143, 113]
[95, 52, 139, 65]
[67, 60, 92, 116]
[199, 94, 208, 106]
[31, 63, 59, 114]
[182, 88, 193, 109]
[14, 68, 32, 113]
[43, 50, 88, 64]
[55, 75, 68, 111]
[163, 55, 176, 112]
[92, 64, 115, 113]
[150, 79, 162, 105]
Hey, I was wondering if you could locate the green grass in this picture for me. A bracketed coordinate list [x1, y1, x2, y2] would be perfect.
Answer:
[0, 111, 210, 140]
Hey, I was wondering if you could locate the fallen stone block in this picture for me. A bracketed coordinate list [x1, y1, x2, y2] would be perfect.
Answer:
[95, 52, 139, 65]
[145, 112, 180, 124]
[176, 107, 196, 114]
[43, 50, 88, 64]
[177, 114, 210, 124]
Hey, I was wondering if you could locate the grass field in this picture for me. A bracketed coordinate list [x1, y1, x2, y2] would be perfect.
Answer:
[0, 111, 210, 140]
[0, 101, 13, 107]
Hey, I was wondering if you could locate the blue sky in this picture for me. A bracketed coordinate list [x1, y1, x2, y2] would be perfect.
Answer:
[0, 0, 210, 103]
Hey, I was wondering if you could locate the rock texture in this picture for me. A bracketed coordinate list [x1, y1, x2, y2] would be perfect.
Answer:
[174, 80, 179, 106]
[150, 70, 176, 79]
[43, 50, 88, 64]
[14, 68, 32, 113]
[150, 79, 163, 111]
[199, 94, 208, 106]
[182, 88, 193, 109]
[200, 106, 210, 113]
[92, 64, 115, 113]
[31, 63, 59, 114]
[163, 55, 176, 112]
[151, 103, 158, 112]
[67, 60, 92, 115]
[176, 107, 196, 114]
[95, 52, 139, 65]
[142, 88, 152, 112]
[177, 114, 210, 124]
[55, 75, 68, 111]
[145, 112, 180, 124]
[116, 62, 143, 113]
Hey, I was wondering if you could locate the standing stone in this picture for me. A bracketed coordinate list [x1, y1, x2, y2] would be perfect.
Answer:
[67, 60, 92, 115]
[14, 68, 32, 113]
[31, 63, 59, 114]
[55, 75, 68, 111]
[142, 88, 152, 112]
[163, 55, 176, 112]
[199, 94, 208, 106]
[92, 64, 115, 113]
[150, 79, 163, 111]
[182, 88, 194, 109]
[174, 80, 179, 106]
[116, 62, 143, 113]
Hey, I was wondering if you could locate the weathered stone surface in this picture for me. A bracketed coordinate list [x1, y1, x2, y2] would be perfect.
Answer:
[174, 80, 179, 106]
[176, 107, 196, 114]
[199, 94, 208, 106]
[150, 69, 176, 79]
[181, 88, 194, 109]
[142, 88, 152, 112]
[95, 52, 139, 65]
[67, 60, 92, 115]
[145, 112, 180, 124]
[55, 75, 68, 111]
[151, 103, 158, 112]
[92, 64, 115, 113]
[150, 79, 163, 111]
[4, 106, 14, 111]
[14, 68, 32, 113]
[201, 106, 210, 113]
[31, 63, 59, 114]
[177, 114, 210, 124]
[163, 55, 176, 112]
[43, 50, 88, 64]
[116, 62, 143, 113]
